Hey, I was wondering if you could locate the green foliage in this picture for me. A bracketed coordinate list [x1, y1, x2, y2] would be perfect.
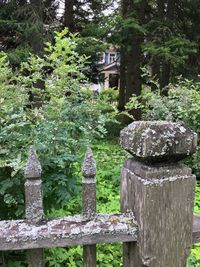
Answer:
[188, 182, 200, 266]
[46, 247, 83, 267]
[100, 87, 119, 103]
[195, 183, 200, 214]
[45, 140, 200, 267]
[188, 244, 200, 266]
[126, 78, 200, 175]
[45, 139, 127, 266]
[7, 47, 30, 66]
[0, 0, 58, 64]
[144, 34, 197, 68]
[0, 29, 112, 219]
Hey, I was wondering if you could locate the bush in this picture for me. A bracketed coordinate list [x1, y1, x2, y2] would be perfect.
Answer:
[0, 29, 112, 219]
[126, 79, 200, 177]
[100, 87, 119, 103]
[45, 139, 127, 267]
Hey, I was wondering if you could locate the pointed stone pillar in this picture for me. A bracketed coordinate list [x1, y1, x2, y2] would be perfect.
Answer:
[82, 146, 97, 267]
[24, 148, 45, 267]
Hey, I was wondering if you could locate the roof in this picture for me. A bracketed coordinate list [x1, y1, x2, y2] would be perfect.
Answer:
[99, 59, 120, 72]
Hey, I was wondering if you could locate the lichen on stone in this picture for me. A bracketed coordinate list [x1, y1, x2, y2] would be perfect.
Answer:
[24, 147, 42, 179]
[82, 146, 96, 178]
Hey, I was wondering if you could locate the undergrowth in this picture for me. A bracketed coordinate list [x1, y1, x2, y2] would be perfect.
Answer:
[4, 139, 200, 266]
[46, 139, 200, 267]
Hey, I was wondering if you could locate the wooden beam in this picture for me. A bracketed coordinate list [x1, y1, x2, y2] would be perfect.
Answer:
[0, 213, 199, 252]
[0, 214, 137, 251]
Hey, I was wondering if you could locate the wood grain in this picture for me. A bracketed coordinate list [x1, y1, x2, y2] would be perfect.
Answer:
[121, 159, 196, 267]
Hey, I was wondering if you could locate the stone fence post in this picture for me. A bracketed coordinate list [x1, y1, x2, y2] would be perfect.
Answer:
[82, 146, 97, 267]
[24, 148, 45, 267]
[120, 121, 197, 267]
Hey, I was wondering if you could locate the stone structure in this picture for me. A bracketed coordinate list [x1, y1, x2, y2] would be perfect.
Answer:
[24, 148, 44, 267]
[120, 121, 197, 267]
[82, 146, 97, 267]
[120, 121, 197, 162]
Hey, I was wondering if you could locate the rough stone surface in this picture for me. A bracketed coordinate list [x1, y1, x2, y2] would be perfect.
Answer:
[0, 214, 138, 251]
[120, 121, 197, 162]
[82, 146, 96, 178]
[24, 148, 42, 178]
[1, 212, 199, 251]
[24, 147, 44, 267]
[25, 180, 44, 223]
[82, 147, 97, 266]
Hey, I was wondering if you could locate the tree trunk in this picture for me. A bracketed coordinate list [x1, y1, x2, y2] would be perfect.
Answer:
[64, 0, 74, 32]
[118, 48, 126, 111]
[158, 0, 175, 92]
[30, 0, 43, 54]
[160, 62, 171, 95]
[119, 0, 147, 123]
[151, 58, 160, 91]
[125, 34, 142, 121]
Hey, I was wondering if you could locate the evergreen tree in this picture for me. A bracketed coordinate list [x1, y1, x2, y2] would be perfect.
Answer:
[118, 0, 200, 112]
[144, 0, 198, 94]
[0, 0, 59, 65]
[118, 0, 148, 120]
[63, 0, 115, 82]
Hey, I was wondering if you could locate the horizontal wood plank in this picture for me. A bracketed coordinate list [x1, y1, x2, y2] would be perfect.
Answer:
[0, 213, 138, 251]
[0, 213, 199, 251]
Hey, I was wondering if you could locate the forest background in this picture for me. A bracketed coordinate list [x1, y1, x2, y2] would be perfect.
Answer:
[1, 0, 200, 266]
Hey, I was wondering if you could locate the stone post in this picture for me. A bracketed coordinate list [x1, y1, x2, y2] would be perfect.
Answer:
[120, 121, 197, 267]
[24, 148, 45, 267]
[82, 146, 96, 267]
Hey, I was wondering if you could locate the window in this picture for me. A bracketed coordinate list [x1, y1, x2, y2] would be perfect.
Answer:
[109, 53, 116, 63]
[98, 53, 105, 64]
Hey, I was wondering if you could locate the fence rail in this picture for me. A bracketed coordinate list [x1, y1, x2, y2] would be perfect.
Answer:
[0, 214, 199, 252]
[0, 213, 137, 251]
[1, 121, 200, 267]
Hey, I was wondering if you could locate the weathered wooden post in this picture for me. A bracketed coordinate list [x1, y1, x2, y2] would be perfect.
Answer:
[120, 121, 197, 267]
[24, 148, 45, 267]
[82, 146, 97, 267]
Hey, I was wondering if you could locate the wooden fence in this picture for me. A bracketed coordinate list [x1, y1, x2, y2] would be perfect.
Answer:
[1, 121, 200, 266]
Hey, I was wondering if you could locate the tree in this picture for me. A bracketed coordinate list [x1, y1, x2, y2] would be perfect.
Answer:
[118, 0, 147, 120]
[0, 29, 110, 219]
[64, 0, 74, 32]
[30, 0, 44, 54]
[0, 0, 59, 66]
[117, 0, 199, 113]
[63, 0, 113, 32]
[144, 0, 197, 94]
[63, 0, 115, 82]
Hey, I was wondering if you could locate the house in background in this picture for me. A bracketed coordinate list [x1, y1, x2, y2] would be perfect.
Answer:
[98, 47, 120, 90]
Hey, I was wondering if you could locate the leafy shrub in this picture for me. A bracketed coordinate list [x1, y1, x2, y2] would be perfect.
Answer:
[126, 78, 200, 266]
[126, 79, 200, 177]
[0, 28, 112, 219]
[45, 140, 127, 267]
[100, 87, 119, 103]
